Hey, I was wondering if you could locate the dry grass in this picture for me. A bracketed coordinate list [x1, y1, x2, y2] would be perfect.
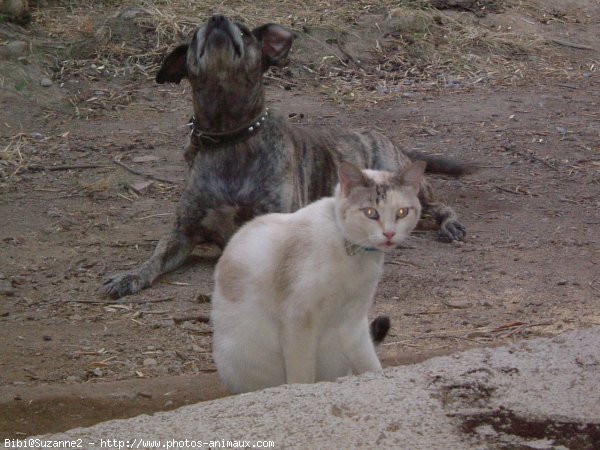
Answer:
[25, 0, 571, 107]
[0, 133, 28, 178]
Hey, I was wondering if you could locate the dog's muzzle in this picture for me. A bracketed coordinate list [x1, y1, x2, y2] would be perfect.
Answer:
[196, 15, 242, 58]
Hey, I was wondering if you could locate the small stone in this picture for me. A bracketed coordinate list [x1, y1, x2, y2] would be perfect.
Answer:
[451, 240, 465, 247]
[66, 375, 82, 383]
[0, 279, 16, 296]
[146, 345, 155, 351]
[10, 275, 28, 285]
[441, 298, 473, 309]
[143, 358, 157, 367]
[92, 368, 104, 377]
[40, 77, 53, 87]
[128, 180, 154, 195]
[42, 335, 52, 341]
[153, 319, 176, 328]
[474, 425, 498, 437]
[0, 41, 28, 58]
[132, 155, 160, 163]
[191, 344, 205, 352]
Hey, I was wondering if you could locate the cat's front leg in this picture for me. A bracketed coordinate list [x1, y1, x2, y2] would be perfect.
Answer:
[282, 316, 319, 385]
[344, 319, 383, 375]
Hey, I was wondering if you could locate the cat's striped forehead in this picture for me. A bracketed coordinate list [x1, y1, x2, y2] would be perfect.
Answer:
[361, 169, 394, 205]
[374, 183, 389, 205]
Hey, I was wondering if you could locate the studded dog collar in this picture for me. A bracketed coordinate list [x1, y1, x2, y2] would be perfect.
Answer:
[188, 108, 269, 148]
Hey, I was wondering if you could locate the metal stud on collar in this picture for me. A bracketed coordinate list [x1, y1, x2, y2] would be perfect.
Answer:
[189, 107, 270, 142]
[248, 108, 269, 133]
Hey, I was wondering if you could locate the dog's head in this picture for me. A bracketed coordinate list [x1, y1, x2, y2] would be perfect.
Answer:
[156, 15, 294, 86]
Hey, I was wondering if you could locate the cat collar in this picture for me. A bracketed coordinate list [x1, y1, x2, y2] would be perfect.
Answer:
[344, 240, 381, 256]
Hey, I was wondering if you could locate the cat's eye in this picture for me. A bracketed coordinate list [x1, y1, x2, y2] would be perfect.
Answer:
[362, 207, 379, 220]
[396, 208, 410, 220]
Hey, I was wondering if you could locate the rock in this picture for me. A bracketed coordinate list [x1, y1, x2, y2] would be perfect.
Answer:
[387, 7, 433, 35]
[0, 279, 15, 296]
[116, 7, 146, 20]
[66, 375, 82, 383]
[132, 155, 160, 163]
[40, 77, 53, 87]
[10, 275, 28, 285]
[92, 368, 104, 377]
[441, 298, 473, 309]
[0, 1, 29, 23]
[143, 358, 157, 367]
[152, 319, 176, 328]
[555, 126, 567, 135]
[0, 40, 28, 58]
[42, 335, 52, 341]
[129, 180, 154, 195]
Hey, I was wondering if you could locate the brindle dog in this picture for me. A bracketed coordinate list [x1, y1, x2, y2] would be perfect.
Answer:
[103, 15, 469, 299]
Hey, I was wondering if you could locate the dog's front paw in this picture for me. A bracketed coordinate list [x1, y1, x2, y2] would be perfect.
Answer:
[102, 271, 149, 299]
[438, 220, 466, 243]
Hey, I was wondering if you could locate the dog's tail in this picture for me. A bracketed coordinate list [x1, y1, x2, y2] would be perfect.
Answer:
[407, 150, 476, 177]
[370, 315, 391, 345]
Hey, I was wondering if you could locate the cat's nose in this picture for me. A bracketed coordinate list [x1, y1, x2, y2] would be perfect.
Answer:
[383, 231, 396, 240]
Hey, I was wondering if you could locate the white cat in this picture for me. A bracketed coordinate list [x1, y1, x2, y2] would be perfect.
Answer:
[211, 161, 426, 393]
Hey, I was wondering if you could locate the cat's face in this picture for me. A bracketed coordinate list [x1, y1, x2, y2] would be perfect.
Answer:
[334, 162, 426, 252]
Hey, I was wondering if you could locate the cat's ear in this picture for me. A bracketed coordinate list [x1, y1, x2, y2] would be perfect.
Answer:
[395, 161, 426, 191]
[338, 162, 369, 197]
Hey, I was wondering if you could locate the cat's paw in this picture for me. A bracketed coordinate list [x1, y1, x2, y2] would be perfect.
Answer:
[102, 271, 149, 299]
[438, 220, 466, 242]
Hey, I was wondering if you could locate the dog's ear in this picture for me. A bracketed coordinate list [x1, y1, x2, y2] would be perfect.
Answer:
[156, 44, 189, 84]
[252, 24, 296, 69]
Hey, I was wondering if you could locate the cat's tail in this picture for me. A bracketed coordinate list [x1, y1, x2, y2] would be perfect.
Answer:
[370, 315, 391, 345]
[406, 150, 477, 177]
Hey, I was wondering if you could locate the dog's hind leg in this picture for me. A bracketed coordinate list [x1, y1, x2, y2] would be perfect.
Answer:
[419, 179, 466, 242]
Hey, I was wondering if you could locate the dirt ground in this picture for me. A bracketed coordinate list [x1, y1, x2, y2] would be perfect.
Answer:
[1, 0, 599, 439]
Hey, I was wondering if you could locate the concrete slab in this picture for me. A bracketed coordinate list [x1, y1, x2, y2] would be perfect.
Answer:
[11, 327, 600, 449]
